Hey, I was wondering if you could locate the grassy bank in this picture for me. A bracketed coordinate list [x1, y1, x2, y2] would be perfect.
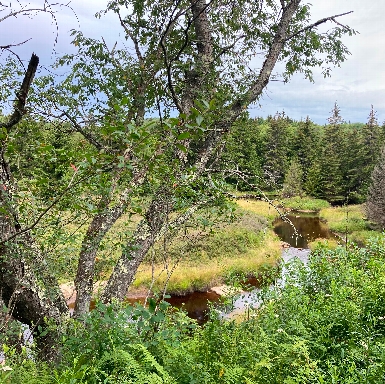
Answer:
[51, 199, 282, 296]
[280, 196, 330, 211]
[319, 204, 376, 245]
[131, 206, 281, 294]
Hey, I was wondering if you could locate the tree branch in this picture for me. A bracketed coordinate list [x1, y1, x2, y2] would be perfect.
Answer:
[285, 11, 354, 42]
[0, 53, 39, 130]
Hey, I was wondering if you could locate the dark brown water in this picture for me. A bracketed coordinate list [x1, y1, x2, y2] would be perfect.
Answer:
[165, 291, 221, 324]
[69, 291, 222, 324]
[273, 212, 336, 248]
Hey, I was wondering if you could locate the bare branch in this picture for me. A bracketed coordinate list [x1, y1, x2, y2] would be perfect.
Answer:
[0, 169, 81, 246]
[285, 11, 354, 42]
[59, 109, 104, 151]
[0, 38, 32, 50]
[0, 53, 39, 130]
[117, 11, 143, 63]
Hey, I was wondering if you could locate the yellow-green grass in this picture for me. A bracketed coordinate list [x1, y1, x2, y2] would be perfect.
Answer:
[319, 204, 376, 245]
[131, 230, 281, 294]
[307, 238, 340, 251]
[280, 196, 330, 212]
[46, 200, 282, 295]
[236, 199, 281, 221]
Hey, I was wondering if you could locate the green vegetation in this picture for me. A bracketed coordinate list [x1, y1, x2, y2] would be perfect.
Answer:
[3, 235, 385, 383]
[3, 0, 384, 375]
[222, 106, 385, 204]
[132, 208, 281, 294]
[280, 196, 330, 212]
[319, 205, 376, 245]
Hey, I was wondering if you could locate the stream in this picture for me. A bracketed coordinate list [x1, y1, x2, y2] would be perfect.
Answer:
[138, 211, 337, 323]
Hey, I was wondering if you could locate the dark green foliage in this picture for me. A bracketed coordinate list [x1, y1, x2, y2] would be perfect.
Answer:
[282, 157, 304, 197]
[319, 103, 346, 201]
[221, 118, 266, 190]
[366, 146, 385, 229]
[355, 106, 382, 197]
[4, 235, 385, 383]
[223, 105, 385, 203]
[262, 113, 290, 190]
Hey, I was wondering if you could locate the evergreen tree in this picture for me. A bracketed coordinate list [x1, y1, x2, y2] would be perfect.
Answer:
[292, 116, 323, 189]
[282, 158, 304, 197]
[304, 161, 324, 197]
[366, 145, 385, 229]
[262, 113, 289, 190]
[357, 106, 382, 196]
[320, 103, 346, 202]
[221, 118, 265, 189]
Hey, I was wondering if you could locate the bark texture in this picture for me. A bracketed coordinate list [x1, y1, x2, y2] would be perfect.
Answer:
[0, 54, 68, 360]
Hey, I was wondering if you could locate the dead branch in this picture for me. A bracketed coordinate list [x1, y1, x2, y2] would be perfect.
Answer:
[0, 53, 39, 130]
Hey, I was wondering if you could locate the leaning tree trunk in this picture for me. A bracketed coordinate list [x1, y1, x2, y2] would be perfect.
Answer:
[0, 53, 68, 361]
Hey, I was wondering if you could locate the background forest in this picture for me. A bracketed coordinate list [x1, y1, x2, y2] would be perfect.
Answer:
[222, 105, 384, 204]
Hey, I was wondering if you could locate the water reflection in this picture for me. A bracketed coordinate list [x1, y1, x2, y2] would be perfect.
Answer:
[274, 212, 336, 248]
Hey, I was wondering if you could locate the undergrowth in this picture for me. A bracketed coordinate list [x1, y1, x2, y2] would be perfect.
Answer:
[3, 234, 385, 383]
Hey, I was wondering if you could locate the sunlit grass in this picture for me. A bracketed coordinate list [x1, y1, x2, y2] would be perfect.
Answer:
[307, 238, 340, 251]
[319, 205, 369, 233]
[48, 199, 283, 294]
[236, 199, 281, 220]
[319, 204, 376, 245]
[280, 196, 330, 212]
[132, 230, 281, 294]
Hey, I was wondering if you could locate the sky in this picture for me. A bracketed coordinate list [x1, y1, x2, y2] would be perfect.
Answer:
[1, 0, 384, 125]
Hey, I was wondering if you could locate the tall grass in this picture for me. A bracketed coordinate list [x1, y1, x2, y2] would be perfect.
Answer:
[131, 209, 281, 294]
[319, 204, 375, 245]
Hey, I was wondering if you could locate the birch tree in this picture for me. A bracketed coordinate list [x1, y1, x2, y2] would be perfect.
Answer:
[0, 0, 356, 358]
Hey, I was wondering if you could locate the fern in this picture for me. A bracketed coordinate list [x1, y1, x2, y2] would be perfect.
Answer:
[95, 345, 176, 384]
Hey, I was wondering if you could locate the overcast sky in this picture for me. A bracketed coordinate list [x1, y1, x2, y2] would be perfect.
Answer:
[1, 0, 383, 125]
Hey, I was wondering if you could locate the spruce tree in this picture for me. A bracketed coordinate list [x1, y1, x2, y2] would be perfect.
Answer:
[263, 113, 289, 190]
[357, 106, 381, 196]
[366, 145, 385, 229]
[282, 158, 304, 198]
[320, 103, 346, 202]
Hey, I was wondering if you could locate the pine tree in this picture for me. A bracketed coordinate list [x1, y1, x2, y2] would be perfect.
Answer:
[366, 145, 385, 229]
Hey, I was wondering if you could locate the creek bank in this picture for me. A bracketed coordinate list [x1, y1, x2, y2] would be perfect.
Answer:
[61, 209, 337, 322]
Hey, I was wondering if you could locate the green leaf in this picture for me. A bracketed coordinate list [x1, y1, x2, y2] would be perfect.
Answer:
[176, 143, 188, 153]
[177, 132, 191, 140]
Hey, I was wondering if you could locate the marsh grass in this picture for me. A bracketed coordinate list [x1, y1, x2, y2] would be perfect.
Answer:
[319, 204, 376, 245]
[132, 208, 281, 294]
[280, 196, 330, 211]
[236, 199, 281, 220]
[45, 200, 281, 295]
[132, 231, 281, 294]
[307, 238, 340, 251]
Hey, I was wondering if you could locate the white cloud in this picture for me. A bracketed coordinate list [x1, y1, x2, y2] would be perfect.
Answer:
[1, 0, 384, 124]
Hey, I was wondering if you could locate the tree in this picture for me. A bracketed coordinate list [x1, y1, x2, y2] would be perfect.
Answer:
[0, 0, 356, 359]
[357, 106, 382, 196]
[263, 113, 290, 190]
[282, 158, 303, 198]
[365, 145, 385, 230]
[292, 116, 321, 182]
[220, 118, 265, 190]
[320, 103, 346, 201]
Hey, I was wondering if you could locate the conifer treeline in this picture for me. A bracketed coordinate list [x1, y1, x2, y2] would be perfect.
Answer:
[222, 104, 385, 203]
